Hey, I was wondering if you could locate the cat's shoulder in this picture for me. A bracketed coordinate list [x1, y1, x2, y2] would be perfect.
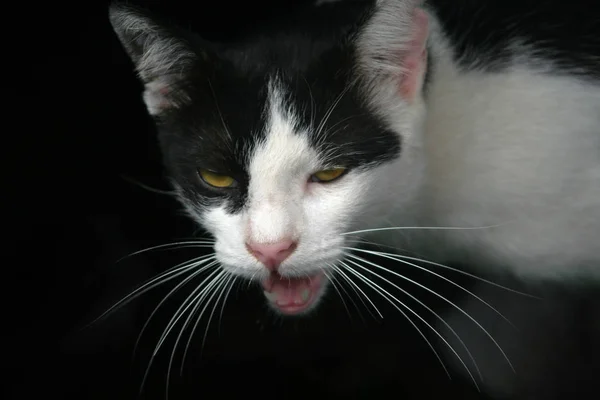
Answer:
[428, 0, 600, 79]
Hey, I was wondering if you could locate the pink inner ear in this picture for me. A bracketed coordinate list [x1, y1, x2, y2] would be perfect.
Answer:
[143, 79, 178, 115]
[399, 8, 429, 101]
[157, 85, 172, 109]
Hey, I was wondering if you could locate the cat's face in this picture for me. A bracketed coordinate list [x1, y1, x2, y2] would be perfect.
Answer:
[166, 74, 402, 314]
[109, 0, 428, 315]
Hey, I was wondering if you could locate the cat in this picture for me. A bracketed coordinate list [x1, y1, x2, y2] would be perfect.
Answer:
[108, 0, 600, 396]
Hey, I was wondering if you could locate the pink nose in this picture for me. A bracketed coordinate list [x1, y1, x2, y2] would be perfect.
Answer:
[246, 239, 297, 271]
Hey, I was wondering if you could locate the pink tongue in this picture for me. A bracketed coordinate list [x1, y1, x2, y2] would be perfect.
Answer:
[264, 275, 312, 307]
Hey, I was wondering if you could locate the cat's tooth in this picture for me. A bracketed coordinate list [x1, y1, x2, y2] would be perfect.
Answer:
[294, 288, 311, 305]
[263, 290, 278, 303]
[301, 288, 311, 301]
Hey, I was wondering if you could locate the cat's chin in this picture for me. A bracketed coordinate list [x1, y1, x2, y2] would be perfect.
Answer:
[261, 271, 326, 316]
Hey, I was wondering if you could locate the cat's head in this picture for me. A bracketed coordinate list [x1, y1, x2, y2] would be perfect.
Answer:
[109, 0, 429, 315]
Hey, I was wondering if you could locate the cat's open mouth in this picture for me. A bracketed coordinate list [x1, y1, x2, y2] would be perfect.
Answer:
[261, 271, 325, 315]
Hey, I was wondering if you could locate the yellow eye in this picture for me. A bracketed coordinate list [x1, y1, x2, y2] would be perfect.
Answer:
[311, 167, 347, 183]
[198, 169, 236, 188]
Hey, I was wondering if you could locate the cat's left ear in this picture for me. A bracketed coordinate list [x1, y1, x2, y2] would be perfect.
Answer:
[355, 0, 429, 109]
[109, 3, 200, 115]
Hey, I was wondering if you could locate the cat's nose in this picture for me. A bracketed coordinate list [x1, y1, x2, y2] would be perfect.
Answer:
[246, 239, 297, 271]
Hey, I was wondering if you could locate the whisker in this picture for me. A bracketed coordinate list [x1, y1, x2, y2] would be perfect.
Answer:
[339, 260, 458, 385]
[218, 275, 237, 335]
[154, 269, 226, 355]
[118, 240, 215, 262]
[207, 78, 233, 143]
[344, 257, 483, 383]
[342, 223, 510, 236]
[350, 237, 536, 298]
[179, 271, 231, 376]
[87, 254, 217, 328]
[389, 252, 537, 298]
[140, 267, 225, 395]
[247, 269, 261, 289]
[314, 85, 351, 142]
[346, 252, 515, 373]
[301, 75, 316, 129]
[166, 271, 230, 398]
[120, 174, 176, 196]
[169, 270, 224, 376]
[132, 259, 219, 361]
[322, 266, 353, 321]
[322, 113, 366, 137]
[332, 265, 383, 318]
[350, 239, 536, 299]
[331, 265, 380, 320]
[344, 247, 519, 326]
[199, 273, 235, 355]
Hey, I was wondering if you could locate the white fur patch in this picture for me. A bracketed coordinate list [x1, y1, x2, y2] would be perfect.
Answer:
[418, 50, 600, 279]
[353, 0, 600, 282]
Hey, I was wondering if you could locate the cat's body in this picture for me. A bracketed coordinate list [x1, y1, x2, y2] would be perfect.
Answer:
[109, 0, 600, 308]
[353, 0, 600, 282]
[109, 0, 599, 395]
[375, 21, 600, 280]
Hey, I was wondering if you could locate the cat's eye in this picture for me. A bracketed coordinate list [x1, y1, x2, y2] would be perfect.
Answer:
[310, 167, 347, 183]
[198, 169, 236, 188]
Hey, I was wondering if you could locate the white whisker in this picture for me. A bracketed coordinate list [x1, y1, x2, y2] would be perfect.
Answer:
[342, 223, 510, 236]
[331, 264, 380, 320]
[132, 258, 219, 360]
[393, 253, 537, 298]
[301, 75, 316, 129]
[333, 265, 383, 318]
[154, 269, 226, 355]
[322, 266, 353, 321]
[350, 240, 536, 298]
[247, 269, 261, 289]
[346, 252, 515, 373]
[218, 276, 237, 335]
[344, 247, 519, 326]
[321, 113, 366, 138]
[207, 78, 233, 143]
[198, 273, 235, 354]
[166, 271, 230, 398]
[140, 267, 225, 395]
[339, 260, 458, 385]
[174, 270, 227, 375]
[88, 254, 217, 328]
[344, 257, 483, 383]
[118, 240, 215, 262]
[120, 174, 176, 196]
[314, 84, 351, 143]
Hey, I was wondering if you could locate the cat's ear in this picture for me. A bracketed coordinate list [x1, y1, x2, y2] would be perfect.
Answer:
[355, 0, 429, 108]
[108, 3, 199, 115]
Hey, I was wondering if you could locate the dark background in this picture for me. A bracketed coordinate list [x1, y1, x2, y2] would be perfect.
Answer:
[7, 0, 599, 399]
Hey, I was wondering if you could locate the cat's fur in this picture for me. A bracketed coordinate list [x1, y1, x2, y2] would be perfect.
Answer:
[109, 0, 599, 395]
[109, 0, 600, 281]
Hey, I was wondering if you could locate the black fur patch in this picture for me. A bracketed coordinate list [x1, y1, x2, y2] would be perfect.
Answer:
[429, 0, 600, 79]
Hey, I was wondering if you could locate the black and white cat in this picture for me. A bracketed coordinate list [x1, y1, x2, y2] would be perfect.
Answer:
[108, 0, 599, 395]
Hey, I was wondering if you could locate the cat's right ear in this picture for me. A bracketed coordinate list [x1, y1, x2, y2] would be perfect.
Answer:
[108, 3, 199, 115]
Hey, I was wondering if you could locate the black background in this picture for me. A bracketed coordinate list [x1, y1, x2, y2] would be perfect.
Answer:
[7, 1, 599, 399]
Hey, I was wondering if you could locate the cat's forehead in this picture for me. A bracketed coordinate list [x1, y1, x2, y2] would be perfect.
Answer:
[168, 62, 401, 176]
[159, 25, 402, 190]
